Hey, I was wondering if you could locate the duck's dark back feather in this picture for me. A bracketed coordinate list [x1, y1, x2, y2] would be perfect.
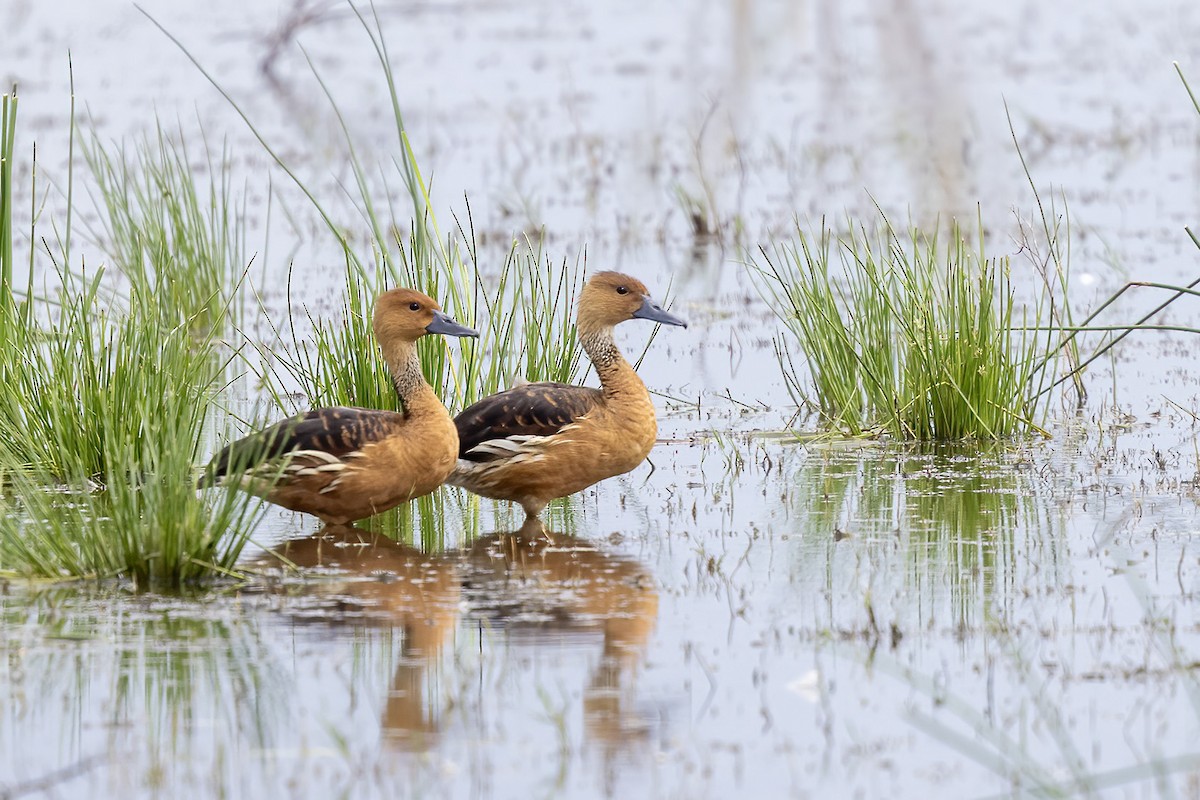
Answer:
[455, 382, 602, 461]
[206, 407, 406, 481]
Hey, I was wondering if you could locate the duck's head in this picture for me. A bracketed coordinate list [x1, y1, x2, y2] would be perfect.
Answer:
[373, 288, 479, 344]
[577, 271, 688, 332]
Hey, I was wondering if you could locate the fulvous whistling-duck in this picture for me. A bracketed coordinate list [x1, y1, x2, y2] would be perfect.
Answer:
[203, 288, 477, 525]
[447, 271, 686, 520]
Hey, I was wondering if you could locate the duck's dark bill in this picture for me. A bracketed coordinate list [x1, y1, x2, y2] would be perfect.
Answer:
[426, 310, 480, 337]
[632, 296, 688, 328]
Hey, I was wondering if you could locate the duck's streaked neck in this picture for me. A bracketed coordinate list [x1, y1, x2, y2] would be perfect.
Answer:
[580, 324, 638, 396]
[383, 340, 438, 414]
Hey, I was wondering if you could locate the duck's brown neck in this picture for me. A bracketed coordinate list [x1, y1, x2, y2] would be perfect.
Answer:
[383, 341, 441, 417]
[580, 324, 645, 400]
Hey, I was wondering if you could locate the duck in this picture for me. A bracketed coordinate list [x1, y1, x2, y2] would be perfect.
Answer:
[203, 288, 477, 525]
[448, 271, 686, 520]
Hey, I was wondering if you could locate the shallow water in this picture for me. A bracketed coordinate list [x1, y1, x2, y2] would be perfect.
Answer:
[5, 0, 1200, 798]
[6, 422, 1200, 798]
[7, 419, 1200, 800]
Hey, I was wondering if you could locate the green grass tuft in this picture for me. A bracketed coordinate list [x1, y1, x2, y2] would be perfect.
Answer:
[83, 121, 247, 333]
[0, 270, 267, 588]
[0, 90, 267, 589]
[754, 211, 1061, 440]
[0, 268, 213, 478]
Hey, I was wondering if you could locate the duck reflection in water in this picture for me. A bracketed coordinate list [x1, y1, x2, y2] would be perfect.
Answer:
[254, 526, 460, 752]
[254, 517, 660, 757]
[463, 517, 660, 749]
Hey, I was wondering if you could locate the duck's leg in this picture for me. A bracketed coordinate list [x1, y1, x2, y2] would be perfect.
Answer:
[517, 516, 547, 540]
[520, 496, 548, 520]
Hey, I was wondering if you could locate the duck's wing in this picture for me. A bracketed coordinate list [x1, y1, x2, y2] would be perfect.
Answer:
[204, 407, 406, 483]
[455, 383, 603, 462]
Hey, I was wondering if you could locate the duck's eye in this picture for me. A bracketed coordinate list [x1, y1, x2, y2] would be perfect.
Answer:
[409, 302, 421, 311]
[616, 286, 629, 295]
